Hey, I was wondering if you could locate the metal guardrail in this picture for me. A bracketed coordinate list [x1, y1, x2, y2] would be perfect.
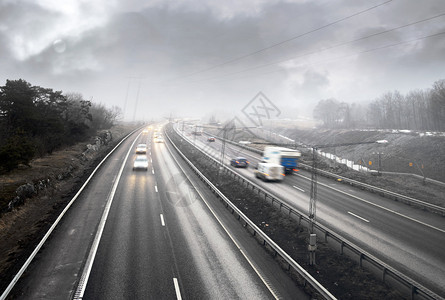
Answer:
[379, 171, 445, 188]
[166, 126, 337, 300]
[204, 131, 445, 216]
[297, 162, 445, 216]
[177, 125, 444, 300]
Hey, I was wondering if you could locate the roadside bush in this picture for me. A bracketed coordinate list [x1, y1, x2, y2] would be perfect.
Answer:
[0, 79, 122, 172]
[0, 134, 34, 172]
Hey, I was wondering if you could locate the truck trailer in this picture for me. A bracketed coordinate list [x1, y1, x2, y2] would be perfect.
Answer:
[262, 146, 301, 175]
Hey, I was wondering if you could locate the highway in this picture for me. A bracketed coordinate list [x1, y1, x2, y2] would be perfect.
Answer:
[180, 125, 445, 296]
[6, 126, 308, 299]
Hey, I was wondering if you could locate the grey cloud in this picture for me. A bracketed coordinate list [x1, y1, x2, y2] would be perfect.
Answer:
[1, 0, 445, 120]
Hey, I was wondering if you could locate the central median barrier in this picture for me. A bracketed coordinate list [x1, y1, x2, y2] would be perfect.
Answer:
[165, 125, 336, 299]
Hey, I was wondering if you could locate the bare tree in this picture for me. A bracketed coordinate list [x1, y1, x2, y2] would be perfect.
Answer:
[430, 80, 445, 131]
[313, 79, 445, 131]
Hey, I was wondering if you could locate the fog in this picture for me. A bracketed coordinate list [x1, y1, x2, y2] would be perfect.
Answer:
[1, 0, 444, 121]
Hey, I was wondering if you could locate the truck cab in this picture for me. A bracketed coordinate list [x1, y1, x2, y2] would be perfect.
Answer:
[254, 162, 285, 181]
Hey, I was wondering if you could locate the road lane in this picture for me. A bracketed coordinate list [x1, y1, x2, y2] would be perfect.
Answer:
[83, 131, 181, 299]
[156, 129, 309, 299]
[7, 129, 144, 299]
[152, 134, 277, 299]
[83, 126, 303, 299]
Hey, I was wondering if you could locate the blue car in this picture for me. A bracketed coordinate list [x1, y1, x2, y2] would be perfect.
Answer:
[230, 157, 249, 168]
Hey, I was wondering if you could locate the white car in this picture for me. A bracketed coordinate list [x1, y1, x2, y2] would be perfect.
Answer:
[133, 155, 149, 170]
[154, 136, 164, 143]
[135, 143, 147, 154]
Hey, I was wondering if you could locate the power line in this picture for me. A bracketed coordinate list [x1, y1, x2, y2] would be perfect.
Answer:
[183, 12, 445, 83]
[167, 0, 394, 82]
[184, 30, 445, 84]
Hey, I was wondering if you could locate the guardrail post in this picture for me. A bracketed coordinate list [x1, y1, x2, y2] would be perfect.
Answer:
[382, 267, 387, 283]
[410, 285, 416, 300]
[340, 241, 344, 254]
[359, 253, 364, 267]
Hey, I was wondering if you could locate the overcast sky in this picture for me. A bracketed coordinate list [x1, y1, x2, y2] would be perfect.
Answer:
[1, 0, 444, 121]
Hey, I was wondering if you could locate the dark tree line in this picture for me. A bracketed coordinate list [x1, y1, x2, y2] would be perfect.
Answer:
[313, 79, 445, 131]
[0, 79, 122, 172]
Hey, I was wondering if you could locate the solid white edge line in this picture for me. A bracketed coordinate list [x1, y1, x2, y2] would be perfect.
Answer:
[72, 134, 141, 300]
[160, 214, 165, 226]
[296, 174, 445, 234]
[164, 134, 280, 300]
[173, 278, 182, 300]
[0, 127, 142, 300]
[347, 211, 370, 223]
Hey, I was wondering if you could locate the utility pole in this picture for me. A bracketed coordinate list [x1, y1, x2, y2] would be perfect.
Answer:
[378, 151, 382, 176]
[308, 147, 318, 265]
[123, 79, 131, 119]
[307, 140, 388, 265]
[309, 147, 317, 234]
[217, 125, 229, 185]
[132, 79, 141, 122]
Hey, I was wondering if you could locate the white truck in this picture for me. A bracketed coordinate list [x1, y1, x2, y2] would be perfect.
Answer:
[262, 146, 301, 175]
[254, 162, 285, 181]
